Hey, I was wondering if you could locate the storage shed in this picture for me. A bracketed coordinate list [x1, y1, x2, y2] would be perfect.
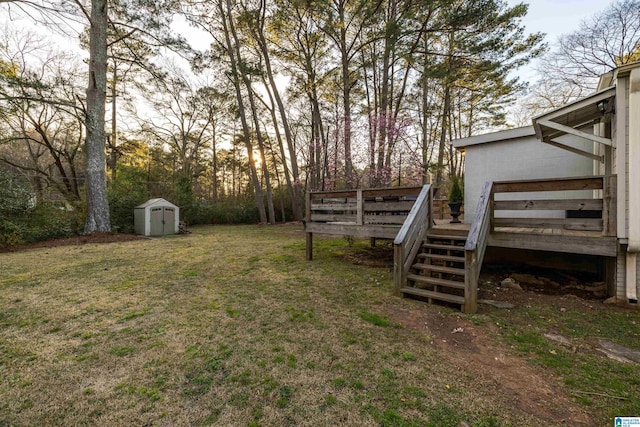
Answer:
[134, 198, 179, 236]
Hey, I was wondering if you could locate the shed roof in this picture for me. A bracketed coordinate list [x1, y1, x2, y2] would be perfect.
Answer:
[135, 198, 178, 209]
[452, 126, 534, 150]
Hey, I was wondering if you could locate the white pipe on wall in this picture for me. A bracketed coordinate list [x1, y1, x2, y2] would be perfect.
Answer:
[617, 78, 628, 239]
[626, 68, 640, 300]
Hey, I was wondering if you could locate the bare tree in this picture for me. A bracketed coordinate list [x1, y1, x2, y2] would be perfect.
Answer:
[0, 29, 85, 204]
[553, 0, 640, 89]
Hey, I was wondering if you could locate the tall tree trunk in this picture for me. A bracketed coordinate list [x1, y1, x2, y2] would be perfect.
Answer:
[377, 15, 392, 187]
[220, 0, 267, 223]
[235, 56, 275, 223]
[253, 10, 303, 220]
[252, 119, 276, 225]
[84, 0, 111, 233]
[421, 83, 432, 185]
[435, 83, 450, 189]
[339, 26, 353, 189]
[435, 33, 455, 189]
[361, 48, 376, 185]
[109, 63, 117, 180]
[268, 140, 286, 222]
[212, 122, 218, 201]
[259, 82, 295, 205]
[309, 112, 316, 190]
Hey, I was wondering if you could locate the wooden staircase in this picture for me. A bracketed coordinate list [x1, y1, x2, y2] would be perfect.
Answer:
[393, 184, 482, 313]
[400, 231, 469, 309]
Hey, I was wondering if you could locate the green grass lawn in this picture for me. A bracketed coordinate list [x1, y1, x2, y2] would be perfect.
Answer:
[0, 224, 638, 426]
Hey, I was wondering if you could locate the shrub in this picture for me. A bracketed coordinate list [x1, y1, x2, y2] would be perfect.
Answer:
[108, 166, 151, 233]
[0, 169, 75, 247]
[0, 203, 76, 248]
[448, 175, 464, 203]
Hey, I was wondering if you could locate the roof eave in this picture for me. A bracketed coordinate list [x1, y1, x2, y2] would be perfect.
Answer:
[532, 86, 616, 142]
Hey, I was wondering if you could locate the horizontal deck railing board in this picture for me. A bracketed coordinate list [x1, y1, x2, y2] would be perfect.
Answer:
[492, 176, 603, 193]
[310, 203, 357, 211]
[493, 199, 603, 211]
[364, 215, 408, 225]
[489, 232, 617, 257]
[310, 214, 357, 222]
[361, 186, 422, 198]
[363, 201, 414, 212]
[493, 217, 603, 231]
[310, 186, 422, 200]
[310, 190, 358, 198]
[305, 222, 401, 239]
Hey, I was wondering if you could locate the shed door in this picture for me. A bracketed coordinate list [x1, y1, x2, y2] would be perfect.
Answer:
[150, 207, 164, 236]
[163, 207, 175, 234]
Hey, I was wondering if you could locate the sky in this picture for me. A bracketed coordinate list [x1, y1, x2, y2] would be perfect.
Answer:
[0, 0, 616, 86]
[507, 0, 610, 82]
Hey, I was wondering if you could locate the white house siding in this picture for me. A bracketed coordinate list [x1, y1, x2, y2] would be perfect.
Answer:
[460, 132, 594, 221]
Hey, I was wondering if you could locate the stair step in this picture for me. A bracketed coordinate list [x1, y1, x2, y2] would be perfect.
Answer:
[417, 253, 465, 263]
[407, 274, 465, 289]
[426, 233, 467, 242]
[401, 287, 465, 305]
[422, 243, 465, 251]
[412, 264, 465, 276]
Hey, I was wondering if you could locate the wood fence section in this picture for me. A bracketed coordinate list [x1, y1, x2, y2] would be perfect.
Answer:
[393, 185, 432, 295]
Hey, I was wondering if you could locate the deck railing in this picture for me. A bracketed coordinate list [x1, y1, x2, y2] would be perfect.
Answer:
[464, 175, 617, 313]
[393, 185, 432, 294]
[491, 175, 616, 236]
[305, 186, 423, 260]
[464, 182, 493, 313]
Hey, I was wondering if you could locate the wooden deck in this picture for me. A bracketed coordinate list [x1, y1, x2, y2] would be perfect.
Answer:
[305, 175, 619, 314]
[431, 223, 616, 257]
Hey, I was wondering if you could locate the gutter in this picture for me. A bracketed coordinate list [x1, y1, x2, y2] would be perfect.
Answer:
[627, 67, 640, 300]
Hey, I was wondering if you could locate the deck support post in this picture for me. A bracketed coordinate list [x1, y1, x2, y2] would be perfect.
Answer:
[393, 243, 405, 296]
[306, 232, 313, 260]
[463, 251, 478, 313]
[356, 190, 364, 226]
[305, 191, 312, 260]
[605, 254, 617, 298]
[603, 175, 617, 237]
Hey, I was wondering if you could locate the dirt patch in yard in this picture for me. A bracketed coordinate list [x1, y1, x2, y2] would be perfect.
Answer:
[386, 302, 594, 425]
[334, 243, 395, 267]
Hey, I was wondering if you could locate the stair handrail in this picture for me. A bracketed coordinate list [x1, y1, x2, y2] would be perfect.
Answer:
[393, 184, 432, 294]
[463, 181, 494, 313]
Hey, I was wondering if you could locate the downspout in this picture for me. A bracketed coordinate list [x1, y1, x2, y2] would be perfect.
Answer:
[627, 67, 640, 301]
